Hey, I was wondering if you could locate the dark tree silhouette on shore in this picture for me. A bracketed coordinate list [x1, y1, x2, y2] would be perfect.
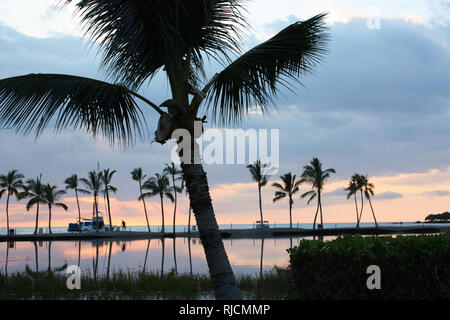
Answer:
[0, 170, 24, 233]
[141, 173, 174, 234]
[42, 184, 68, 234]
[64, 174, 89, 232]
[300, 158, 335, 230]
[21, 175, 46, 235]
[247, 160, 271, 228]
[272, 172, 302, 229]
[131, 168, 151, 232]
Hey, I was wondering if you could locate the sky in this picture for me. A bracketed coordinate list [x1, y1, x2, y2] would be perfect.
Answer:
[0, 0, 450, 228]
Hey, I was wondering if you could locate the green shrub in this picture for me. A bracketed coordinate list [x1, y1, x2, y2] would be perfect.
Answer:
[287, 233, 450, 300]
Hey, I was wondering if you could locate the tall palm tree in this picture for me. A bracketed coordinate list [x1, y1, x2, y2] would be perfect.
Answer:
[0, 1, 329, 299]
[247, 160, 271, 228]
[42, 184, 68, 234]
[300, 158, 336, 230]
[163, 162, 183, 235]
[360, 175, 378, 228]
[64, 174, 89, 232]
[21, 175, 46, 235]
[345, 173, 363, 229]
[131, 167, 151, 232]
[272, 172, 302, 229]
[0, 170, 24, 233]
[142, 173, 174, 234]
[80, 171, 103, 232]
[101, 168, 118, 230]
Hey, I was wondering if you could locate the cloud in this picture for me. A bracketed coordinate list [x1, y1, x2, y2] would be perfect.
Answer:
[417, 190, 450, 197]
[376, 191, 404, 200]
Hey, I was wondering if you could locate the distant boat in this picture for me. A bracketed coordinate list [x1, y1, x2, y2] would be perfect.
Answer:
[68, 216, 116, 232]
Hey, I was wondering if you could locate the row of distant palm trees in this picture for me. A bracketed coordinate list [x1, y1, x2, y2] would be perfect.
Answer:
[248, 157, 378, 230]
[2, 158, 378, 234]
[0, 163, 185, 235]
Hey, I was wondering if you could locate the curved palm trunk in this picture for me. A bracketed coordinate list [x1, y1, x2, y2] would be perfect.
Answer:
[94, 193, 99, 232]
[48, 205, 52, 234]
[181, 156, 242, 300]
[75, 189, 82, 232]
[160, 195, 165, 234]
[289, 196, 293, 229]
[312, 198, 320, 230]
[106, 189, 113, 229]
[318, 191, 324, 229]
[188, 206, 192, 233]
[258, 184, 263, 228]
[368, 196, 378, 228]
[34, 202, 40, 235]
[354, 194, 359, 229]
[172, 175, 177, 235]
[357, 190, 364, 227]
[6, 193, 10, 234]
[140, 182, 151, 232]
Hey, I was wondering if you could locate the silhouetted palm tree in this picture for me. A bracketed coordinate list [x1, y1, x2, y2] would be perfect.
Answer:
[80, 171, 103, 231]
[300, 158, 336, 230]
[0, 1, 329, 299]
[21, 175, 46, 235]
[101, 168, 118, 229]
[163, 163, 183, 235]
[42, 184, 68, 234]
[64, 174, 89, 231]
[345, 173, 363, 229]
[247, 160, 271, 228]
[131, 168, 151, 232]
[142, 173, 174, 234]
[360, 175, 378, 228]
[0, 170, 24, 233]
[272, 172, 302, 229]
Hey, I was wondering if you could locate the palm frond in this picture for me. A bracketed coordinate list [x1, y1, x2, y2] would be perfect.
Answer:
[0, 74, 149, 146]
[64, 0, 246, 90]
[203, 13, 329, 125]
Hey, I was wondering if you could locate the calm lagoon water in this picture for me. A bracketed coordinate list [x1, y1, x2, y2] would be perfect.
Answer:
[0, 222, 445, 277]
[0, 236, 329, 277]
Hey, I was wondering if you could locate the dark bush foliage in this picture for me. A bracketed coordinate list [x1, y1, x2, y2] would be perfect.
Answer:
[288, 233, 450, 299]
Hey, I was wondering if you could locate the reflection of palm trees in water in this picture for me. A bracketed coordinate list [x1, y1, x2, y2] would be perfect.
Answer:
[47, 241, 52, 272]
[33, 241, 38, 272]
[106, 241, 112, 279]
[143, 239, 151, 272]
[77, 240, 81, 267]
[5, 242, 9, 277]
[260, 238, 265, 278]
[93, 241, 99, 280]
[160, 238, 165, 277]
[173, 237, 177, 275]
[188, 237, 193, 275]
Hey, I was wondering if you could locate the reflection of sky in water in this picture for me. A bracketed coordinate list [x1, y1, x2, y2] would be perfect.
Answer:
[0, 236, 337, 277]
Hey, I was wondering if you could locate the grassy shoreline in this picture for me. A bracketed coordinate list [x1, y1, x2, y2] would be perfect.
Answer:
[0, 267, 290, 300]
